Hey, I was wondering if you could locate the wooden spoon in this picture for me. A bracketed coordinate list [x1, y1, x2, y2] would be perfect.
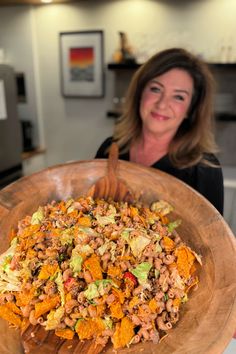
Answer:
[87, 142, 134, 202]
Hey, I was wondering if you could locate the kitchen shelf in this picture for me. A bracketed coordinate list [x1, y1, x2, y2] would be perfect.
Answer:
[208, 63, 236, 67]
[107, 62, 236, 70]
[216, 112, 236, 121]
[106, 110, 122, 118]
[107, 62, 141, 70]
[22, 147, 46, 160]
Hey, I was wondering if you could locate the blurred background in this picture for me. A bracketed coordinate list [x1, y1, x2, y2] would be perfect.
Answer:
[0, 1, 236, 351]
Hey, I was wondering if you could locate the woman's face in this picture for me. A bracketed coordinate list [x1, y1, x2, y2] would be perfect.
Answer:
[139, 68, 194, 138]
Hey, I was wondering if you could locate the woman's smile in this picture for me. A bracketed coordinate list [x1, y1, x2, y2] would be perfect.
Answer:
[150, 111, 170, 121]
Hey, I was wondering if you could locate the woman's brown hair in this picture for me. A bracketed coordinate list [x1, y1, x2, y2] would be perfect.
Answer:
[113, 47, 218, 168]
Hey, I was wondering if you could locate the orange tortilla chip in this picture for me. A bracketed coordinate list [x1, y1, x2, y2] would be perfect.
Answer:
[38, 263, 59, 280]
[130, 206, 139, 217]
[112, 288, 125, 304]
[20, 224, 40, 239]
[110, 301, 124, 319]
[96, 304, 105, 317]
[5, 302, 22, 315]
[107, 265, 122, 279]
[48, 228, 61, 237]
[21, 318, 30, 333]
[58, 201, 67, 213]
[67, 210, 79, 219]
[26, 248, 37, 259]
[34, 295, 60, 318]
[149, 298, 158, 312]
[168, 261, 177, 270]
[76, 318, 105, 340]
[0, 305, 22, 327]
[83, 254, 103, 280]
[15, 287, 36, 307]
[190, 263, 197, 275]
[128, 296, 140, 309]
[112, 316, 134, 349]
[175, 246, 196, 279]
[55, 328, 75, 340]
[173, 298, 181, 308]
[162, 236, 176, 251]
[160, 215, 169, 225]
[78, 216, 91, 227]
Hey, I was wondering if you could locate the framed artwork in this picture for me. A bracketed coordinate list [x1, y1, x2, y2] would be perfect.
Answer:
[60, 30, 104, 98]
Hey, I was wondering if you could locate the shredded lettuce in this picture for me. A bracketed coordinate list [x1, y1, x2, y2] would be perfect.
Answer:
[103, 316, 113, 329]
[173, 273, 185, 290]
[69, 253, 83, 274]
[167, 219, 181, 233]
[31, 206, 44, 225]
[120, 228, 134, 242]
[60, 228, 74, 245]
[0, 237, 21, 293]
[151, 200, 173, 216]
[95, 205, 117, 226]
[65, 198, 75, 213]
[19, 259, 32, 282]
[121, 229, 150, 257]
[0, 237, 17, 264]
[96, 214, 116, 226]
[84, 279, 116, 300]
[154, 232, 161, 241]
[97, 242, 108, 256]
[108, 241, 117, 262]
[181, 293, 188, 303]
[155, 241, 162, 253]
[80, 244, 93, 256]
[129, 235, 151, 257]
[54, 271, 65, 306]
[84, 283, 99, 300]
[78, 226, 98, 237]
[121, 229, 130, 242]
[97, 240, 116, 262]
[44, 306, 65, 330]
[131, 262, 152, 285]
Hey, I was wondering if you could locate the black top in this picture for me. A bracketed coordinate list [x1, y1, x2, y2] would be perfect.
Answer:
[95, 137, 224, 215]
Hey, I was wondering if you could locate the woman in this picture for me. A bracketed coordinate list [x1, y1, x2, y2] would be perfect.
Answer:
[95, 48, 224, 215]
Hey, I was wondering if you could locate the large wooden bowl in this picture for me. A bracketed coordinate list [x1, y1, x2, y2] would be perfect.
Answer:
[0, 159, 236, 354]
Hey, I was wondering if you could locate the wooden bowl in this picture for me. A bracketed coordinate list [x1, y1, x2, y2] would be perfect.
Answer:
[0, 159, 236, 354]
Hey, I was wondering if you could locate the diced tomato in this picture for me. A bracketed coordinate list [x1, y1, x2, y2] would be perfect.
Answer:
[123, 272, 138, 286]
[64, 277, 75, 290]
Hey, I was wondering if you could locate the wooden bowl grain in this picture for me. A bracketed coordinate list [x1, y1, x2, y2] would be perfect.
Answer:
[0, 159, 235, 354]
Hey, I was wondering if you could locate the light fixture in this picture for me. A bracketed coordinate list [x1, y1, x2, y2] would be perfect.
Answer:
[41, 0, 53, 4]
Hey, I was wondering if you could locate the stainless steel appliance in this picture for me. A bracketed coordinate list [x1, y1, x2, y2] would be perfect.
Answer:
[0, 64, 23, 188]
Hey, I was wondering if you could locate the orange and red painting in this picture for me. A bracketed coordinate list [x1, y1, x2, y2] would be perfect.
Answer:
[69, 47, 94, 82]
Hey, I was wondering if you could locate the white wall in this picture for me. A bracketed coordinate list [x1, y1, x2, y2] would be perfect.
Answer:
[0, 6, 41, 147]
[0, 0, 236, 167]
